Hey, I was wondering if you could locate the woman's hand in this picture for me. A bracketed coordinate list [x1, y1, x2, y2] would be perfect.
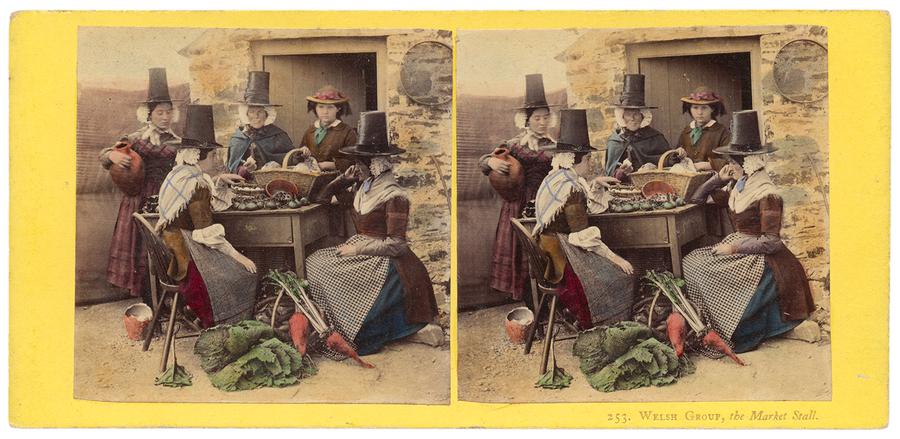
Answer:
[342, 165, 364, 182]
[712, 243, 736, 256]
[487, 157, 510, 175]
[616, 162, 634, 175]
[236, 254, 257, 273]
[217, 173, 245, 186]
[109, 149, 132, 168]
[297, 146, 311, 158]
[673, 147, 687, 159]
[336, 243, 357, 257]
[718, 164, 738, 181]
[611, 255, 634, 275]
[593, 175, 621, 188]
[243, 155, 257, 172]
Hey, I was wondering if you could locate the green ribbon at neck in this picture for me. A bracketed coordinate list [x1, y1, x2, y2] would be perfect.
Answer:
[314, 125, 328, 145]
[690, 126, 703, 145]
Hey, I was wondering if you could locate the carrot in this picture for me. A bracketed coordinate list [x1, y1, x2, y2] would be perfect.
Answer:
[666, 312, 687, 357]
[326, 331, 374, 369]
[702, 330, 745, 366]
[288, 312, 311, 356]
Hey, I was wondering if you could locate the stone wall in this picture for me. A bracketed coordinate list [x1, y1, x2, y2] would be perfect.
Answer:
[179, 29, 452, 309]
[559, 26, 830, 318]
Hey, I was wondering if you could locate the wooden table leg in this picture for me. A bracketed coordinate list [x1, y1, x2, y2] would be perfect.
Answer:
[291, 215, 306, 278]
[667, 215, 683, 278]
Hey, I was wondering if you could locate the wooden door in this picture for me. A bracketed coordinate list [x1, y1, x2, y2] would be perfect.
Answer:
[265, 53, 377, 146]
[639, 53, 750, 148]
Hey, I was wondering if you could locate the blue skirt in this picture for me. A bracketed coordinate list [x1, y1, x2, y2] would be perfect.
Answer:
[731, 265, 802, 353]
[354, 262, 426, 356]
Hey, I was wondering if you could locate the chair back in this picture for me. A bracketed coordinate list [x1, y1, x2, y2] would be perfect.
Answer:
[510, 218, 554, 287]
[132, 213, 177, 287]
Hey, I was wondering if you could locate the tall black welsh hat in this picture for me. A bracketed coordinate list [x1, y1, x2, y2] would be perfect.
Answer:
[139, 68, 181, 104]
[612, 74, 657, 109]
[167, 104, 223, 150]
[237, 71, 281, 107]
[713, 110, 778, 156]
[541, 109, 601, 153]
[339, 111, 406, 156]
[514, 74, 560, 110]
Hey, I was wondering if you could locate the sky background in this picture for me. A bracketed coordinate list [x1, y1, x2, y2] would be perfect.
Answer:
[78, 27, 583, 96]
[456, 29, 583, 97]
[77, 27, 206, 89]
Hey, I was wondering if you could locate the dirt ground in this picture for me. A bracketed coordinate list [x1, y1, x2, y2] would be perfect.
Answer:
[459, 303, 832, 402]
[74, 299, 450, 404]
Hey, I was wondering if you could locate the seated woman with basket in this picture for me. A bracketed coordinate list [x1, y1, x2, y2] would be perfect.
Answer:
[604, 74, 671, 182]
[532, 109, 634, 330]
[286, 111, 441, 367]
[226, 71, 294, 180]
[669, 110, 815, 364]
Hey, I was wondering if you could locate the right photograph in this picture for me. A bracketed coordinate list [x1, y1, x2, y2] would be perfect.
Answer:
[456, 26, 831, 402]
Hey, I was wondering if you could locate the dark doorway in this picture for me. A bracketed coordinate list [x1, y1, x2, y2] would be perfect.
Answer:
[639, 52, 752, 146]
[264, 53, 377, 144]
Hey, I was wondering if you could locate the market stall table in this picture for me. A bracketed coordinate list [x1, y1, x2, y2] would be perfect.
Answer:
[141, 202, 332, 278]
[518, 203, 708, 277]
[588, 203, 707, 277]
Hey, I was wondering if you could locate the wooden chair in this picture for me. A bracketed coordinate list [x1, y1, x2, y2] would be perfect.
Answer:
[510, 218, 576, 375]
[132, 213, 199, 373]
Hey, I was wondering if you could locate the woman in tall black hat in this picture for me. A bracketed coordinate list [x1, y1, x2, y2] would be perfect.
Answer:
[226, 71, 294, 179]
[604, 74, 671, 180]
[531, 109, 633, 329]
[99, 67, 182, 301]
[297, 85, 358, 172]
[673, 86, 731, 172]
[669, 110, 814, 364]
[157, 105, 255, 328]
[478, 73, 558, 302]
[286, 111, 440, 367]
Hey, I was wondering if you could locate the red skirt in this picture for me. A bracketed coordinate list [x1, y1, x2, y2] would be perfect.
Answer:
[180, 261, 215, 328]
[558, 264, 593, 329]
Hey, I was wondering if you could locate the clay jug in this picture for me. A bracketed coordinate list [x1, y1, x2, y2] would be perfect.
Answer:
[109, 140, 145, 196]
[488, 148, 524, 202]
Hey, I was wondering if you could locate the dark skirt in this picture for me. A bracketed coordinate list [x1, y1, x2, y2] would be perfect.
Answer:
[731, 266, 802, 353]
[354, 262, 427, 355]
[106, 177, 164, 298]
[490, 197, 530, 299]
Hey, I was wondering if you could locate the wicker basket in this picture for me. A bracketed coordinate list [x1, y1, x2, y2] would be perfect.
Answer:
[629, 149, 713, 199]
[252, 148, 337, 198]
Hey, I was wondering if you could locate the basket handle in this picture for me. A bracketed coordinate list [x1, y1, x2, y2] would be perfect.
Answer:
[657, 149, 679, 170]
[282, 148, 306, 169]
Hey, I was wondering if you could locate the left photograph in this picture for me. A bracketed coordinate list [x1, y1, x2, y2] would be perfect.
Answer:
[74, 27, 452, 403]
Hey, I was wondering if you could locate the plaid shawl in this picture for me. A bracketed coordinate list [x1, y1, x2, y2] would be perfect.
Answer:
[532, 167, 610, 235]
[533, 168, 582, 235]
[157, 164, 209, 228]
